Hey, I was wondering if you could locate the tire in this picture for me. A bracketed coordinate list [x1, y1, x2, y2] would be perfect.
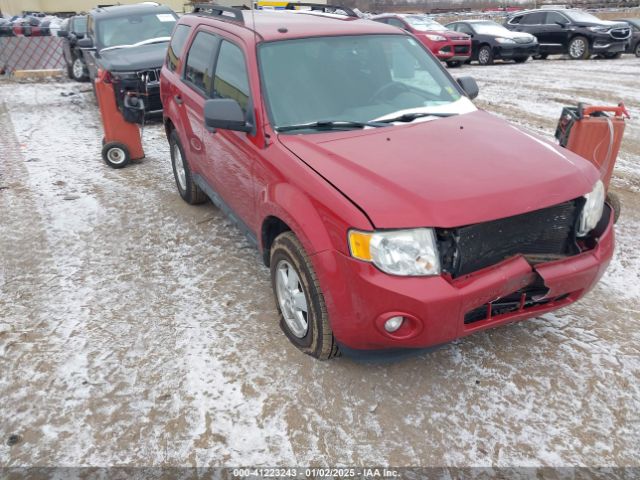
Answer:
[533, 53, 549, 60]
[478, 45, 494, 65]
[607, 192, 621, 224]
[169, 129, 206, 204]
[446, 60, 462, 68]
[568, 36, 590, 60]
[102, 142, 131, 169]
[70, 56, 88, 82]
[270, 232, 339, 360]
[514, 56, 529, 63]
[635, 43, 640, 58]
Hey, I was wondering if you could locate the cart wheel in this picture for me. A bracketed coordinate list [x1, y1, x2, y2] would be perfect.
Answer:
[606, 192, 621, 224]
[102, 142, 131, 169]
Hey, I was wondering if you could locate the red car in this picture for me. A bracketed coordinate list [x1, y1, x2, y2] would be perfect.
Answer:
[372, 14, 472, 67]
[160, 4, 613, 359]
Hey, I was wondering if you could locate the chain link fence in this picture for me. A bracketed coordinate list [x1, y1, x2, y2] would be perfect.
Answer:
[0, 36, 65, 75]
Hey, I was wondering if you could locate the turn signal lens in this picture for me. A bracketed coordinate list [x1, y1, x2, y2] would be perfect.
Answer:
[348, 230, 372, 261]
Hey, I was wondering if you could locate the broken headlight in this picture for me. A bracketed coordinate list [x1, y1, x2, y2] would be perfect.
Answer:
[577, 180, 605, 237]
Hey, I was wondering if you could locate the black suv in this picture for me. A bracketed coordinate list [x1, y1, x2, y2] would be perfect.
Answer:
[77, 3, 178, 119]
[57, 15, 89, 82]
[505, 9, 631, 59]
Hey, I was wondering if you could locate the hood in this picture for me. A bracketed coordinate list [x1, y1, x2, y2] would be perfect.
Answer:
[441, 29, 469, 39]
[502, 30, 536, 41]
[279, 110, 598, 228]
[97, 41, 168, 72]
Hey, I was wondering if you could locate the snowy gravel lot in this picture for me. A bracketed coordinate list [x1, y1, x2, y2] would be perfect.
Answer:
[0, 56, 639, 468]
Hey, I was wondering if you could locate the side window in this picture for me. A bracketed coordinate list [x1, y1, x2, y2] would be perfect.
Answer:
[387, 18, 406, 29]
[213, 41, 251, 114]
[458, 24, 473, 35]
[508, 15, 523, 25]
[167, 24, 191, 72]
[523, 12, 545, 25]
[184, 31, 217, 94]
[372, 18, 387, 24]
[545, 12, 569, 25]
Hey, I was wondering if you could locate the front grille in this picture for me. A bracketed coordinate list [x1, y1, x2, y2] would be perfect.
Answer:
[438, 199, 583, 278]
[451, 36, 468, 41]
[454, 45, 469, 53]
[136, 68, 162, 85]
[514, 37, 532, 44]
[610, 27, 631, 40]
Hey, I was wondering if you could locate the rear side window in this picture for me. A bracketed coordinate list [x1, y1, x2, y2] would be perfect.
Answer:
[387, 18, 406, 29]
[184, 31, 217, 94]
[167, 24, 191, 72]
[213, 41, 251, 114]
[523, 12, 545, 25]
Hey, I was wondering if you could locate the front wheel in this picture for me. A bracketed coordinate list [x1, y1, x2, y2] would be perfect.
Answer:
[514, 56, 529, 63]
[270, 232, 339, 360]
[607, 192, 621, 224]
[102, 142, 130, 169]
[568, 36, 590, 60]
[70, 57, 88, 81]
[478, 45, 494, 65]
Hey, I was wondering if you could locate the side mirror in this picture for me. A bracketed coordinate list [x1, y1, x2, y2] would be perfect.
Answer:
[57, 29, 68, 37]
[457, 76, 479, 100]
[556, 21, 567, 28]
[77, 37, 93, 48]
[204, 98, 251, 133]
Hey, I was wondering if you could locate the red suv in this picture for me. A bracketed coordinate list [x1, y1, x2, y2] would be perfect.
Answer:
[160, 4, 614, 359]
[372, 14, 472, 67]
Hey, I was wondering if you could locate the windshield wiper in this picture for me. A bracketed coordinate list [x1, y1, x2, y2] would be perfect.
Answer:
[376, 112, 457, 124]
[277, 120, 388, 132]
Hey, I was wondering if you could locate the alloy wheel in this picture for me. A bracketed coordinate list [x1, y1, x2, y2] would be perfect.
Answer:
[275, 260, 309, 338]
[173, 143, 187, 191]
[570, 38, 586, 58]
[72, 58, 84, 79]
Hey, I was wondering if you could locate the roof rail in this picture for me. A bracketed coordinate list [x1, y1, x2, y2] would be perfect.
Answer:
[190, 3, 245, 24]
[284, 2, 358, 18]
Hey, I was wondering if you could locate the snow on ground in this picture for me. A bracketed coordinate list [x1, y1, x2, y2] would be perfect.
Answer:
[0, 56, 639, 468]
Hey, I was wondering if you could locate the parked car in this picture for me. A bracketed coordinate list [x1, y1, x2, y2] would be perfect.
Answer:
[505, 9, 631, 60]
[372, 14, 471, 67]
[58, 15, 89, 81]
[445, 20, 539, 65]
[11, 16, 43, 37]
[78, 3, 178, 119]
[0, 18, 14, 36]
[613, 18, 640, 57]
[161, 5, 613, 359]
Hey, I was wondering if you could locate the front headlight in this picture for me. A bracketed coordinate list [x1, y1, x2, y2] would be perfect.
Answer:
[348, 228, 441, 276]
[577, 180, 605, 237]
[426, 34, 447, 41]
[588, 26, 608, 33]
[495, 37, 516, 44]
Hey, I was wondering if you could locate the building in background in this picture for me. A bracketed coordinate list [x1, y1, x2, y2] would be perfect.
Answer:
[0, 0, 188, 16]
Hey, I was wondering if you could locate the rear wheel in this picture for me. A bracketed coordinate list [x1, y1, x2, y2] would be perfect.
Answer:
[70, 57, 87, 81]
[568, 36, 590, 60]
[270, 232, 339, 360]
[478, 45, 494, 65]
[514, 56, 529, 63]
[169, 129, 206, 204]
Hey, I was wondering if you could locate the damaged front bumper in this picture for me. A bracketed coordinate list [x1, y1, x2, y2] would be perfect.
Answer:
[313, 206, 615, 352]
[110, 68, 163, 124]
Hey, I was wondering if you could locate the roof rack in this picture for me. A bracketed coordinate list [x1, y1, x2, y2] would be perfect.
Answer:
[284, 2, 358, 18]
[190, 3, 245, 24]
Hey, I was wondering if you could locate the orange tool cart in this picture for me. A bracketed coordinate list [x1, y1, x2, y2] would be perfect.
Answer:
[556, 102, 630, 222]
[95, 68, 146, 169]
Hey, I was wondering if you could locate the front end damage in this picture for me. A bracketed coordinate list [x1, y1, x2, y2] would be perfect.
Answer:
[107, 68, 163, 124]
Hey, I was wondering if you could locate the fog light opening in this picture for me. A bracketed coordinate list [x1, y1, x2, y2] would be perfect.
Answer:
[384, 316, 404, 333]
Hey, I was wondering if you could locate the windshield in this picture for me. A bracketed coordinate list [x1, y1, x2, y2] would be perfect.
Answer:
[471, 22, 510, 35]
[405, 15, 448, 31]
[259, 34, 470, 131]
[565, 10, 602, 23]
[74, 16, 87, 34]
[96, 12, 176, 49]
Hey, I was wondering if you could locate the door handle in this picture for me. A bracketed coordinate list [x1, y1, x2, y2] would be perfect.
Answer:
[174, 95, 183, 105]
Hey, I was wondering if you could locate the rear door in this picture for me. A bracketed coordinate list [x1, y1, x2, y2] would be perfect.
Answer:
[179, 29, 219, 177]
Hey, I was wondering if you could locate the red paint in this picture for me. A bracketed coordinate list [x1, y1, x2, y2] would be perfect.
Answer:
[161, 11, 614, 352]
